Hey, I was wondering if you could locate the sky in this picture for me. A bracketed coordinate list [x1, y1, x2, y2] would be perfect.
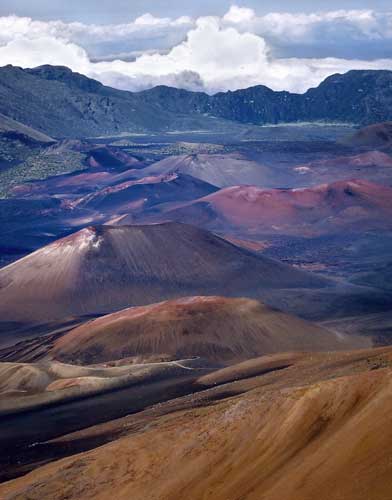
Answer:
[1, 1, 391, 23]
[0, 1, 392, 94]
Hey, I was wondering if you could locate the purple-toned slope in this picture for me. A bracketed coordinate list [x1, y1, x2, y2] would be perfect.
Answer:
[136, 153, 276, 188]
[0, 223, 328, 325]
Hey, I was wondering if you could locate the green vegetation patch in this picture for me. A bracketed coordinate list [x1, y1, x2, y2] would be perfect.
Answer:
[0, 142, 85, 198]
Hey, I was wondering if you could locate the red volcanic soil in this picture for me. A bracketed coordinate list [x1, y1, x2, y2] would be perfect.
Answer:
[136, 152, 276, 187]
[10, 167, 142, 198]
[10, 143, 144, 197]
[294, 150, 392, 172]
[291, 150, 392, 185]
[158, 179, 392, 237]
[0, 223, 328, 326]
[343, 150, 392, 166]
[11, 171, 114, 197]
[342, 122, 392, 149]
[50, 296, 364, 365]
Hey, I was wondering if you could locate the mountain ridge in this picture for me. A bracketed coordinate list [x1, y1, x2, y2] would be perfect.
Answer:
[1, 65, 392, 137]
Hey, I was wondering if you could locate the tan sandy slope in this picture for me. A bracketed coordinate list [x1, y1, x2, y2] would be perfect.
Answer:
[2, 347, 392, 500]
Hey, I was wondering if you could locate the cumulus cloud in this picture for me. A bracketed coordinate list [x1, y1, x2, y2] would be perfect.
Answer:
[0, 6, 392, 93]
[223, 6, 255, 24]
[0, 36, 90, 73]
[0, 14, 192, 60]
[222, 7, 392, 59]
[94, 69, 205, 93]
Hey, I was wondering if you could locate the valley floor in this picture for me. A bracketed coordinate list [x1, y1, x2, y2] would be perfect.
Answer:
[1, 119, 392, 500]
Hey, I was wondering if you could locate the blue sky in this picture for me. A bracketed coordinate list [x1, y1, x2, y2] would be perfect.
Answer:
[0, 0, 390, 22]
[0, 1, 391, 93]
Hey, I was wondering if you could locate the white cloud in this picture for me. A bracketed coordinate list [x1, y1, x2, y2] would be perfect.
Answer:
[0, 8, 392, 94]
[94, 69, 205, 92]
[223, 6, 255, 24]
[134, 13, 171, 26]
[0, 14, 192, 60]
[89, 17, 272, 92]
[0, 36, 91, 74]
[222, 8, 392, 58]
[222, 7, 391, 40]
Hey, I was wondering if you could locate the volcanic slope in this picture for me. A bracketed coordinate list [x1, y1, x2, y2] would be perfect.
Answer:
[0, 357, 204, 418]
[0, 112, 54, 144]
[74, 173, 218, 217]
[0, 223, 330, 328]
[342, 122, 392, 149]
[136, 153, 276, 188]
[49, 296, 365, 365]
[3, 347, 392, 500]
[150, 179, 392, 237]
[11, 165, 143, 199]
[291, 150, 392, 185]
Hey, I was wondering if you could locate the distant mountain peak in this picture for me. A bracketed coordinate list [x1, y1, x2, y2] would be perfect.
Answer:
[25, 65, 104, 93]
